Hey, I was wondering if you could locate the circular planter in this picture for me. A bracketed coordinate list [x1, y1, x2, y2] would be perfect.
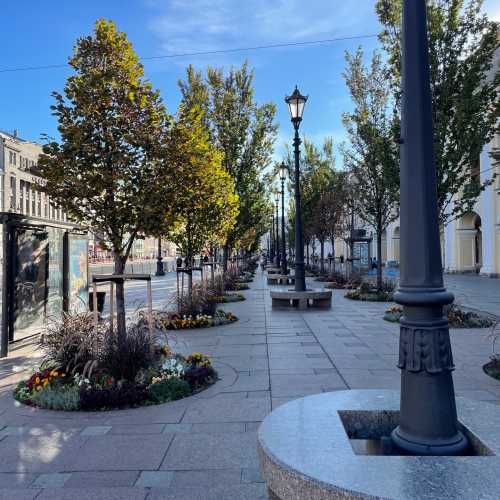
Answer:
[13, 357, 219, 412]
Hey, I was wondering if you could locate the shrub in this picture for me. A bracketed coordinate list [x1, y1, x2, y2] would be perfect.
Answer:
[13, 381, 32, 404]
[80, 382, 148, 410]
[148, 378, 191, 403]
[177, 284, 217, 316]
[345, 290, 393, 302]
[184, 365, 217, 390]
[99, 322, 155, 382]
[39, 312, 105, 374]
[31, 385, 80, 411]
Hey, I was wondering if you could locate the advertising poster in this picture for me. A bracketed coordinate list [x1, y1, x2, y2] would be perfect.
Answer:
[68, 236, 89, 312]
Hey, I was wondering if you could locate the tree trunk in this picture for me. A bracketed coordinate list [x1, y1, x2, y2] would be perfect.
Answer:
[377, 223, 383, 293]
[349, 241, 354, 278]
[331, 237, 336, 273]
[320, 240, 325, 274]
[114, 253, 126, 339]
[222, 244, 229, 272]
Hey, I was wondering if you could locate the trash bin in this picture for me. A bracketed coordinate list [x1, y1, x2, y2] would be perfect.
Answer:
[89, 291, 106, 313]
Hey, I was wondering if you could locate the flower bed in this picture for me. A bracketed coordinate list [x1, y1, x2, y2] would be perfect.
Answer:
[325, 282, 356, 290]
[210, 293, 246, 303]
[14, 346, 217, 411]
[383, 305, 494, 328]
[159, 310, 238, 330]
[225, 282, 249, 291]
[345, 290, 393, 302]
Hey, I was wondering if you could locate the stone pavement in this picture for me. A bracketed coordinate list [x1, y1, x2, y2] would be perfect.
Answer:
[0, 271, 498, 499]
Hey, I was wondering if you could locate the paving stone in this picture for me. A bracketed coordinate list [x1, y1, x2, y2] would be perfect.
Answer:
[148, 483, 267, 500]
[80, 425, 112, 436]
[0, 490, 40, 500]
[191, 422, 246, 433]
[32, 472, 72, 488]
[182, 397, 270, 423]
[135, 471, 173, 487]
[245, 422, 262, 431]
[64, 471, 139, 488]
[0, 434, 88, 473]
[161, 432, 259, 470]
[35, 487, 147, 500]
[241, 466, 265, 483]
[71, 434, 174, 471]
[170, 468, 241, 488]
[162, 424, 193, 434]
[0, 473, 36, 488]
[108, 424, 165, 434]
[222, 373, 269, 392]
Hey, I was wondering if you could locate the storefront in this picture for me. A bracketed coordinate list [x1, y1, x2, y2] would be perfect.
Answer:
[0, 213, 89, 356]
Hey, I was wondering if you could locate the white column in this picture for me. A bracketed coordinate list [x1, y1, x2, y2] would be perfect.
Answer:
[444, 202, 456, 272]
[386, 224, 393, 261]
[480, 143, 495, 275]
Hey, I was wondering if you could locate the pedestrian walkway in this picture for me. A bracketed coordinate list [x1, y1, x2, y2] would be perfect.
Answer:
[0, 271, 498, 499]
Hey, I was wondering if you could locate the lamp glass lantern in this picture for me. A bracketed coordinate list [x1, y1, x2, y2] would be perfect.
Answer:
[279, 164, 287, 182]
[285, 86, 308, 123]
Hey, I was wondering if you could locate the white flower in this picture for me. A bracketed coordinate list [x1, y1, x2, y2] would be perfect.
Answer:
[161, 358, 186, 376]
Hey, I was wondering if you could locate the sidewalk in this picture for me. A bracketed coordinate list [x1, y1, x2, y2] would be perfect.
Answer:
[0, 271, 498, 499]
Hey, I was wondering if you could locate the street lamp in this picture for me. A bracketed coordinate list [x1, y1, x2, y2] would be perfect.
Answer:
[155, 238, 165, 276]
[285, 86, 308, 292]
[391, 0, 467, 455]
[279, 163, 288, 275]
[270, 213, 275, 262]
[274, 192, 281, 269]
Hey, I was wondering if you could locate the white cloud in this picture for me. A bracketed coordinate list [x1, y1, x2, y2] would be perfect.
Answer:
[144, 0, 379, 64]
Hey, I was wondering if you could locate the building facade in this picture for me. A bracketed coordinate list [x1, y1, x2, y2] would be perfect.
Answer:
[0, 131, 88, 356]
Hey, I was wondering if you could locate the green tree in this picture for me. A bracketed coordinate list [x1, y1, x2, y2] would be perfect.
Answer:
[299, 138, 336, 270]
[37, 19, 170, 337]
[342, 48, 400, 291]
[315, 170, 349, 274]
[179, 63, 277, 268]
[376, 0, 499, 224]
[164, 104, 239, 302]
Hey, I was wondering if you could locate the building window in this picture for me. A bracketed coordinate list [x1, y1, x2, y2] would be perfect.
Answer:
[32, 188, 36, 215]
[25, 182, 31, 214]
[10, 177, 16, 210]
[37, 192, 41, 216]
[19, 180, 24, 213]
[51, 203, 55, 219]
[44, 196, 48, 218]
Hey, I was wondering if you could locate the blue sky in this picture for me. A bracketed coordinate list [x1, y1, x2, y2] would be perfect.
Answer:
[1, 0, 498, 166]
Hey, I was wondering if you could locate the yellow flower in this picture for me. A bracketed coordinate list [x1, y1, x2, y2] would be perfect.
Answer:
[35, 377, 40, 384]
[53, 371, 58, 377]
[36, 386, 42, 391]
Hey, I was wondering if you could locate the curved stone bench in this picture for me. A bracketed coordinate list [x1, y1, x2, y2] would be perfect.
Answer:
[267, 274, 295, 285]
[270, 289, 331, 310]
[266, 267, 281, 275]
[258, 390, 500, 500]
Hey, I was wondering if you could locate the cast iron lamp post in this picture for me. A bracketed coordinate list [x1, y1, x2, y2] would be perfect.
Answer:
[279, 163, 288, 275]
[155, 238, 165, 276]
[274, 192, 281, 269]
[391, 0, 467, 455]
[270, 213, 275, 262]
[285, 86, 307, 292]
